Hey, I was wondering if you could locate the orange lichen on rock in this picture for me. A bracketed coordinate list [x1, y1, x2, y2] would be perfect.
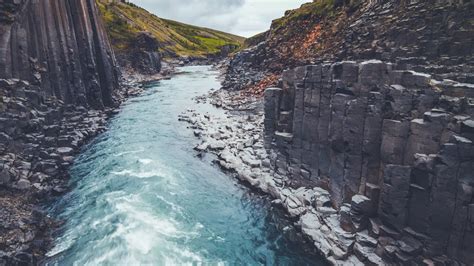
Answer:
[303, 24, 322, 50]
[242, 74, 281, 97]
[294, 23, 323, 59]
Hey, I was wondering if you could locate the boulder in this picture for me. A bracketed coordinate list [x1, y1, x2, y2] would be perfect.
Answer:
[351, 194, 374, 216]
[16, 179, 31, 190]
[0, 166, 12, 185]
[56, 147, 74, 156]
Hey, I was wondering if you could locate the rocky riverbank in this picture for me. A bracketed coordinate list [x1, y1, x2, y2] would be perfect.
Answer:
[1, 0, 123, 263]
[216, 0, 474, 264]
[181, 59, 474, 265]
[0, 58, 211, 264]
[179, 87, 338, 262]
[0, 71, 172, 264]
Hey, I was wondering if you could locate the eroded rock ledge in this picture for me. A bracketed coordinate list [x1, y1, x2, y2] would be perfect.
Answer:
[263, 61, 474, 264]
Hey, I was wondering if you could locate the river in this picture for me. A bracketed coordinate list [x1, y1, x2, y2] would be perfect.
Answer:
[46, 66, 326, 265]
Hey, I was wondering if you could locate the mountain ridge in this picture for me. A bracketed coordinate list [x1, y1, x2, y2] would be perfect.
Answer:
[97, 1, 245, 59]
[225, 0, 474, 93]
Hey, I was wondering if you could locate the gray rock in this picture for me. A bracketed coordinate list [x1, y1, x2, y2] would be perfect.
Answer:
[351, 194, 374, 216]
[0, 132, 12, 143]
[356, 231, 377, 247]
[56, 147, 74, 156]
[340, 204, 355, 232]
[379, 165, 411, 230]
[208, 140, 226, 151]
[354, 242, 382, 266]
[241, 154, 260, 168]
[0, 167, 12, 185]
[368, 218, 381, 238]
[314, 194, 332, 208]
[16, 179, 31, 190]
[398, 235, 422, 256]
[194, 142, 209, 152]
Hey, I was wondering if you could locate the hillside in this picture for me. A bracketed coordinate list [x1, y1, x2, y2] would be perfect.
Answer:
[225, 0, 474, 93]
[96, 1, 245, 59]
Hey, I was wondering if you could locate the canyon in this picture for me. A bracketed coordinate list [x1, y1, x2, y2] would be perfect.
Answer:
[0, 0, 473, 265]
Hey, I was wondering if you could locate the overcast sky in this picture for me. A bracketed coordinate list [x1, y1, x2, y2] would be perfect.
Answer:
[128, 0, 310, 37]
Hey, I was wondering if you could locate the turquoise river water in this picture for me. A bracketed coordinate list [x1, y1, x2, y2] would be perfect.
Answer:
[46, 66, 326, 265]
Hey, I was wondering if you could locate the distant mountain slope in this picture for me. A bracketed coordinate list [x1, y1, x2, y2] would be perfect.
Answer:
[97, 1, 245, 59]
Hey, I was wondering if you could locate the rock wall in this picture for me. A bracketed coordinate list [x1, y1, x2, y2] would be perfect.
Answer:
[264, 61, 474, 264]
[0, 0, 121, 263]
[0, 0, 120, 109]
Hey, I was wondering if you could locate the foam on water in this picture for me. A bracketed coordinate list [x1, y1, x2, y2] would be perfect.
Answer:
[138, 158, 153, 165]
[113, 149, 145, 157]
[111, 169, 161, 179]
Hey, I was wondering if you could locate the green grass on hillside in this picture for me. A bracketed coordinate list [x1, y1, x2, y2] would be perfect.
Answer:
[273, 0, 366, 30]
[96, 1, 245, 58]
[271, 0, 337, 31]
[97, 1, 139, 51]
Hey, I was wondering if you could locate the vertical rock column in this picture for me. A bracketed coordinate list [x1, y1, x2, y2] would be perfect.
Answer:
[317, 64, 334, 180]
[264, 87, 282, 149]
[288, 67, 306, 178]
[328, 93, 351, 205]
[301, 65, 322, 179]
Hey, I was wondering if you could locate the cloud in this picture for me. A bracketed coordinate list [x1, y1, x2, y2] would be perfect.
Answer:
[129, 0, 309, 37]
[134, 0, 245, 17]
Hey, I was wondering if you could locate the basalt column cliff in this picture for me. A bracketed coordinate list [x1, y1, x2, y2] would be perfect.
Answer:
[264, 62, 474, 264]
[0, 0, 119, 108]
[0, 0, 119, 263]
[249, 0, 474, 264]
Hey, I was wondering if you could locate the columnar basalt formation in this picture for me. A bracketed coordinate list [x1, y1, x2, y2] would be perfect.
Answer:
[0, 0, 119, 109]
[264, 61, 474, 264]
[0, 0, 120, 263]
